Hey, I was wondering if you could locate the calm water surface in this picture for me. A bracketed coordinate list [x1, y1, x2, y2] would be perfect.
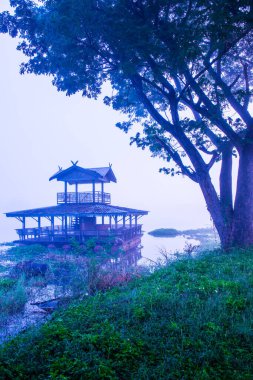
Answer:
[139, 233, 200, 265]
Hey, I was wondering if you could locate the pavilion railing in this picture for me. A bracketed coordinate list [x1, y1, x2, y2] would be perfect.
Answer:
[16, 224, 142, 242]
[57, 191, 111, 204]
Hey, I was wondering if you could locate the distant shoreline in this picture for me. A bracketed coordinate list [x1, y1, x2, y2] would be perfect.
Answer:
[148, 227, 215, 238]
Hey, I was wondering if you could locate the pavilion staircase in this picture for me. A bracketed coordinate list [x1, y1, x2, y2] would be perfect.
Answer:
[71, 217, 80, 230]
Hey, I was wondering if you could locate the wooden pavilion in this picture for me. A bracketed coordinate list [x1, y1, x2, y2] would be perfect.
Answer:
[6, 162, 148, 250]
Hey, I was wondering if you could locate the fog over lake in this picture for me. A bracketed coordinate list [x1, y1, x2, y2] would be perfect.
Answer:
[0, 0, 214, 249]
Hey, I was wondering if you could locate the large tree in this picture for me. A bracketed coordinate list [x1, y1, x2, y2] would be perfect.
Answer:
[1, 0, 253, 249]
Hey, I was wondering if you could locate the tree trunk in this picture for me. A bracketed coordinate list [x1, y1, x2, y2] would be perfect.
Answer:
[197, 171, 226, 245]
[196, 141, 253, 250]
[219, 144, 234, 249]
[232, 140, 253, 247]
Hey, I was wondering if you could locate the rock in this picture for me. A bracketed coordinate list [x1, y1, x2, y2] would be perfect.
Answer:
[11, 260, 48, 278]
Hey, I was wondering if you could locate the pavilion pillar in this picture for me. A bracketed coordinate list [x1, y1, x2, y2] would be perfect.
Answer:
[102, 216, 104, 225]
[65, 216, 68, 238]
[115, 216, 118, 229]
[75, 183, 78, 203]
[123, 215, 126, 228]
[22, 217, 26, 241]
[51, 216, 55, 240]
[101, 182, 104, 203]
[38, 217, 41, 237]
[129, 215, 132, 238]
[109, 216, 112, 229]
[92, 181, 95, 203]
[64, 182, 68, 204]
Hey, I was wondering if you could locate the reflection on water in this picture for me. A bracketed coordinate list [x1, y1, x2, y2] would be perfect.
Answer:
[139, 233, 200, 265]
[100, 233, 198, 271]
[109, 248, 142, 268]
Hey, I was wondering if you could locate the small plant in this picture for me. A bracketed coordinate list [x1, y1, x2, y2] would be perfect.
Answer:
[0, 277, 27, 317]
[83, 238, 96, 254]
[159, 247, 173, 263]
[62, 244, 71, 252]
[70, 238, 84, 255]
[94, 245, 104, 253]
[226, 295, 249, 311]
[183, 241, 199, 257]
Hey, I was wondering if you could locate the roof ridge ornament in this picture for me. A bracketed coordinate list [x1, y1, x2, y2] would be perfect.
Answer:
[49, 163, 117, 183]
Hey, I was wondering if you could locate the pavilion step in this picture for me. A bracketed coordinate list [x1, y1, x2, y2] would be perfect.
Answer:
[71, 217, 80, 228]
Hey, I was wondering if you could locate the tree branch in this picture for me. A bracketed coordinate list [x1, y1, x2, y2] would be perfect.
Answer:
[179, 94, 229, 148]
[154, 136, 198, 182]
[131, 74, 175, 131]
[199, 146, 217, 155]
[140, 75, 172, 103]
[243, 63, 250, 110]
[132, 74, 211, 176]
[207, 64, 253, 127]
[183, 69, 243, 150]
[206, 151, 219, 171]
[179, 26, 253, 99]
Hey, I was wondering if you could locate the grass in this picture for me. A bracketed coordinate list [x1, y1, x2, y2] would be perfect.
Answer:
[1, 248, 253, 379]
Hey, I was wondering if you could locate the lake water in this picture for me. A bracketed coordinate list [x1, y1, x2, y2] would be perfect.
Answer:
[139, 233, 201, 264]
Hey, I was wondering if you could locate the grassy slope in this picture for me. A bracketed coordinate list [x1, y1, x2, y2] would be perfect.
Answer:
[1, 249, 253, 379]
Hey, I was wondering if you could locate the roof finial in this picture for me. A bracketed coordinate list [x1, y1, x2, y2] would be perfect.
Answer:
[58, 165, 63, 171]
[71, 160, 79, 166]
[109, 162, 112, 167]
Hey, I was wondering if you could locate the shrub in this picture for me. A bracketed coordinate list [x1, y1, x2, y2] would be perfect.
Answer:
[0, 278, 16, 290]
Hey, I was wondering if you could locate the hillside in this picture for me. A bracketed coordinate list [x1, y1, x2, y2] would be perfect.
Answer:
[1, 249, 253, 379]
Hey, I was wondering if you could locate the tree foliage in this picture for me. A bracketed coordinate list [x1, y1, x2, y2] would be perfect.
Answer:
[1, 0, 253, 248]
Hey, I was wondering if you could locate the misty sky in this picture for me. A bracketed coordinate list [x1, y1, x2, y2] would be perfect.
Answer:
[0, 1, 215, 243]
